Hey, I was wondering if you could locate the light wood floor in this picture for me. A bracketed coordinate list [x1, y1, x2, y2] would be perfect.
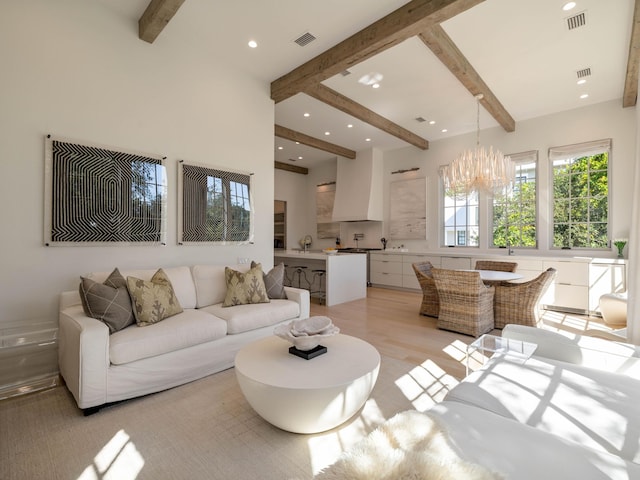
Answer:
[310, 287, 615, 382]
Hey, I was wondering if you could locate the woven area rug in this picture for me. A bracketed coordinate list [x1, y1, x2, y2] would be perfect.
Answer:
[0, 354, 422, 480]
[313, 410, 503, 480]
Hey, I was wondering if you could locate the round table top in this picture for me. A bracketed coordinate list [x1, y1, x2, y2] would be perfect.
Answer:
[235, 334, 380, 390]
[476, 270, 524, 282]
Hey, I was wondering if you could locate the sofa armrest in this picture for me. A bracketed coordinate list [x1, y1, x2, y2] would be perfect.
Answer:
[58, 295, 110, 410]
[502, 324, 640, 378]
[283, 286, 310, 320]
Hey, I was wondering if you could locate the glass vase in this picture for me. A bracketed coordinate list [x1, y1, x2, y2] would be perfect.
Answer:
[616, 243, 626, 258]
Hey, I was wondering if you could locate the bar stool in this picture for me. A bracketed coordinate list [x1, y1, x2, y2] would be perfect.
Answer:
[290, 265, 310, 289]
[311, 269, 326, 304]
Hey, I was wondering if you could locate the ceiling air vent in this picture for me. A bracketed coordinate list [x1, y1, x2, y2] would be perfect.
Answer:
[566, 11, 586, 30]
[576, 67, 591, 79]
[340, 70, 351, 77]
[415, 116, 427, 123]
[294, 32, 316, 47]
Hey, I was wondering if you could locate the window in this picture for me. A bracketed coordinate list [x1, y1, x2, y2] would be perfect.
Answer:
[492, 150, 538, 248]
[44, 136, 167, 245]
[179, 162, 253, 244]
[442, 178, 479, 246]
[550, 139, 610, 249]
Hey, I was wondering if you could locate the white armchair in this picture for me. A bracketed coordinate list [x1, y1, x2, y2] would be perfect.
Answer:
[599, 292, 628, 327]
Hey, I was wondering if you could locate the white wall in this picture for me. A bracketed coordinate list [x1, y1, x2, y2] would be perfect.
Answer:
[382, 99, 637, 256]
[0, 2, 275, 325]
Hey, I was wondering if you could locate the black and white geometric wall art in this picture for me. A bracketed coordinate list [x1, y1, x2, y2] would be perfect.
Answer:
[44, 135, 167, 245]
[178, 161, 254, 244]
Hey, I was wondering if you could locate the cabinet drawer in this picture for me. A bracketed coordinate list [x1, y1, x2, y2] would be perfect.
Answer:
[440, 256, 472, 269]
[403, 274, 420, 290]
[371, 260, 403, 275]
[370, 253, 402, 262]
[371, 271, 403, 287]
[544, 284, 589, 311]
[543, 261, 589, 286]
[402, 254, 441, 267]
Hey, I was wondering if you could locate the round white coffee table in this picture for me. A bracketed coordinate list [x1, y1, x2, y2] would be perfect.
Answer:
[235, 334, 380, 434]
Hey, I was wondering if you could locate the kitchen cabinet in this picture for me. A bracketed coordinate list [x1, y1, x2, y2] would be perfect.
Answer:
[440, 256, 472, 269]
[542, 260, 589, 312]
[402, 254, 441, 289]
[370, 253, 403, 288]
[274, 200, 286, 249]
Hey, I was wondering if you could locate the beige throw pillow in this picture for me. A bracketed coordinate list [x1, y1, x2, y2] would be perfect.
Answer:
[223, 265, 270, 307]
[79, 268, 135, 334]
[251, 261, 287, 299]
[127, 269, 183, 326]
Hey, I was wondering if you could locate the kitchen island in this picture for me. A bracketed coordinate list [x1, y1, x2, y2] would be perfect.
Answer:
[274, 250, 367, 306]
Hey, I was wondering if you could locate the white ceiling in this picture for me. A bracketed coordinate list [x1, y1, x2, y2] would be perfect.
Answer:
[103, 0, 636, 169]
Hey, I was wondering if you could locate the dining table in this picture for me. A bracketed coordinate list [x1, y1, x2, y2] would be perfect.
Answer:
[475, 270, 523, 283]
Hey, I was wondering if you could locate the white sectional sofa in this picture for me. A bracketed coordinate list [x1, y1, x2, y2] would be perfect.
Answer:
[318, 325, 640, 479]
[58, 264, 310, 414]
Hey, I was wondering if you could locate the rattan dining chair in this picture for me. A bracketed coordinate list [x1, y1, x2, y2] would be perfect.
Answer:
[412, 261, 439, 317]
[493, 268, 556, 329]
[474, 260, 518, 272]
[432, 268, 495, 337]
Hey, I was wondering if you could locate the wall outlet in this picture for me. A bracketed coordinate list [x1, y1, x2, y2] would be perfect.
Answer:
[237, 257, 250, 264]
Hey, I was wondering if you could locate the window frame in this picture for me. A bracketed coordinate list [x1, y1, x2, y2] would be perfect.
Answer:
[491, 150, 539, 250]
[549, 139, 611, 250]
[440, 168, 480, 248]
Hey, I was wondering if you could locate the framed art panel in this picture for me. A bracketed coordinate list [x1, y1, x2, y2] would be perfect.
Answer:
[389, 177, 427, 240]
[44, 135, 167, 246]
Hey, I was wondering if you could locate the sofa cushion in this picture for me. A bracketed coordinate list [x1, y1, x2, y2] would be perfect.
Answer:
[203, 299, 299, 334]
[445, 355, 640, 463]
[79, 268, 134, 333]
[251, 261, 286, 299]
[109, 309, 227, 365]
[127, 269, 184, 326]
[192, 264, 249, 308]
[88, 266, 197, 309]
[222, 265, 270, 307]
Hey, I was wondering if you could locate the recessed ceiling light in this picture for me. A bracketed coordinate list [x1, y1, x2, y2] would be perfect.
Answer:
[298, 156, 303, 160]
[277, 146, 283, 150]
[324, 131, 330, 136]
[580, 93, 589, 99]
[358, 72, 383, 86]
[295, 142, 300, 145]
[429, 120, 436, 125]
[347, 124, 353, 128]
[577, 79, 587, 85]
[248, 40, 258, 48]
[441, 129, 448, 133]
[303, 113, 310, 117]
[365, 138, 371, 142]
[372, 83, 380, 89]
[562, 2, 576, 11]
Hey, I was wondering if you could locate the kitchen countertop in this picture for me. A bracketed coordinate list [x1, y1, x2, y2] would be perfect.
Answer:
[274, 249, 367, 261]
[370, 250, 626, 263]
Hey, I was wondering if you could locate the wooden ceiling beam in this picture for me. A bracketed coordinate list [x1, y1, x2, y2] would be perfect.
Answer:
[623, 0, 640, 107]
[275, 125, 357, 159]
[271, 0, 485, 104]
[139, 0, 186, 44]
[418, 24, 515, 132]
[275, 161, 309, 175]
[304, 84, 429, 150]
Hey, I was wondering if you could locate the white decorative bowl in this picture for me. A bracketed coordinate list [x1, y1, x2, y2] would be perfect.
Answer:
[323, 248, 338, 255]
[274, 317, 340, 351]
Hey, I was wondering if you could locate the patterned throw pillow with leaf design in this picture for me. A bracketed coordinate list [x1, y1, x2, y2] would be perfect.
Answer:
[223, 265, 271, 307]
[127, 269, 183, 326]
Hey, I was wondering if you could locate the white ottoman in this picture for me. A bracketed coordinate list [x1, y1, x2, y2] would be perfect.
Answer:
[235, 334, 380, 434]
[599, 293, 628, 327]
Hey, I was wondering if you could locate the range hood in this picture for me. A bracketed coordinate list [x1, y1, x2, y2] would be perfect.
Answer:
[332, 148, 383, 222]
